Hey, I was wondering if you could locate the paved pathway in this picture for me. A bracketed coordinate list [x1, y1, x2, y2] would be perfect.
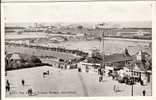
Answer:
[5, 66, 152, 97]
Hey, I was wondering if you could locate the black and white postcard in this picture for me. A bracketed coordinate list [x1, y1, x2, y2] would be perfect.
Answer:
[1, 0, 156, 99]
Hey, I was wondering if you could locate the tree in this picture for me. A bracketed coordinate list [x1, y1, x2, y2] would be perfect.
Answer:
[77, 25, 83, 29]
[27, 56, 42, 63]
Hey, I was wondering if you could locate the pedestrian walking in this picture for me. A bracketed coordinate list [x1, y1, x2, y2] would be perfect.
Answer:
[116, 85, 119, 92]
[47, 70, 49, 75]
[6, 84, 10, 92]
[78, 68, 81, 72]
[7, 80, 10, 86]
[112, 75, 115, 80]
[99, 75, 103, 82]
[98, 68, 100, 75]
[65, 64, 67, 69]
[22, 79, 25, 86]
[6, 80, 10, 92]
[28, 88, 33, 96]
[143, 90, 146, 96]
[113, 85, 116, 92]
[99, 76, 101, 82]
[5, 72, 7, 76]
[58, 64, 60, 69]
[86, 66, 89, 73]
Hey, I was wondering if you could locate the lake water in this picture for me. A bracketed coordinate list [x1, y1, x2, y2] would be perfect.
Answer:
[52, 38, 151, 55]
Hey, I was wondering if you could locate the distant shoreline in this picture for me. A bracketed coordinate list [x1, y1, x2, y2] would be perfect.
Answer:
[5, 34, 152, 43]
[102, 37, 151, 43]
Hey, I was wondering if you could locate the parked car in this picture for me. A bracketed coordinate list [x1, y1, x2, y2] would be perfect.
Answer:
[117, 76, 135, 85]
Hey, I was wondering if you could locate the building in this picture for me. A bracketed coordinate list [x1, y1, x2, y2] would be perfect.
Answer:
[77, 61, 100, 73]
[5, 53, 42, 70]
[123, 60, 151, 85]
[104, 53, 133, 76]
[5, 26, 25, 34]
[135, 51, 151, 61]
[116, 29, 151, 39]
[121, 50, 152, 85]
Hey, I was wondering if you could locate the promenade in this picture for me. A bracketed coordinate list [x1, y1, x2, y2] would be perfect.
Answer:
[6, 66, 152, 97]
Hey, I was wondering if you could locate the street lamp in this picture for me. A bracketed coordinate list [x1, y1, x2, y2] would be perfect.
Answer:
[131, 70, 134, 96]
[102, 32, 105, 81]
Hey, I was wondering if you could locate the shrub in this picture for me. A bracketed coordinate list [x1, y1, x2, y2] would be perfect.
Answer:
[27, 56, 42, 63]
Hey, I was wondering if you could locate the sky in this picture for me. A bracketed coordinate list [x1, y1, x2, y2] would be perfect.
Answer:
[3, 1, 153, 23]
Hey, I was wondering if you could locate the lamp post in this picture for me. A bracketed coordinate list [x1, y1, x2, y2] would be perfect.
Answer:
[102, 32, 106, 82]
[102, 32, 105, 68]
[99, 30, 105, 82]
[131, 70, 134, 96]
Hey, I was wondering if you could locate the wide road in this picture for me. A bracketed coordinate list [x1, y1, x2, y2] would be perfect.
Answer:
[5, 66, 152, 97]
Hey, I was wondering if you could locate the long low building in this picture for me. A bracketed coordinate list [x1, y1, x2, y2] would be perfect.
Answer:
[5, 32, 47, 40]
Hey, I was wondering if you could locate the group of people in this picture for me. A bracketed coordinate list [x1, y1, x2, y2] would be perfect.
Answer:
[98, 68, 104, 82]
[43, 70, 50, 78]
[6, 70, 51, 95]
[6, 79, 25, 93]
[78, 66, 104, 82]
[6, 79, 35, 96]
[77, 66, 90, 73]
[113, 85, 120, 93]
[6, 66, 147, 96]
